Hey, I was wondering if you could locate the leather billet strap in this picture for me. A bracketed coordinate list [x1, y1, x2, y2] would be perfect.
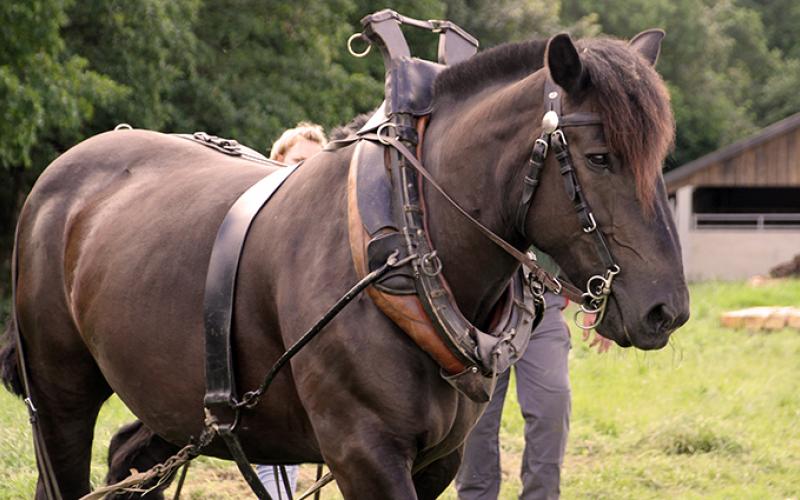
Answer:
[515, 134, 548, 237]
[203, 165, 298, 411]
[544, 78, 562, 115]
[551, 131, 616, 270]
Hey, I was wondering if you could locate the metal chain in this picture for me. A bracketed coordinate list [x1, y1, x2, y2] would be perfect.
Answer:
[78, 426, 217, 500]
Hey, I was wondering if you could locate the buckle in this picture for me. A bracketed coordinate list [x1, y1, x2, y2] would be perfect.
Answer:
[24, 397, 37, 423]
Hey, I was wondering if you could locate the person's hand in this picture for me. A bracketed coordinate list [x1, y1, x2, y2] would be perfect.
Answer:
[581, 313, 612, 353]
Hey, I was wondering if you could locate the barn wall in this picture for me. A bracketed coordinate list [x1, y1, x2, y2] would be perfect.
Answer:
[668, 126, 800, 193]
[683, 229, 800, 281]
[668, 118, 800, 280]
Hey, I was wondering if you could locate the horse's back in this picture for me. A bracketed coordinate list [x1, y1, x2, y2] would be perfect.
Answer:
[25, 129, 276, 218]
[18, 129, 275, 300]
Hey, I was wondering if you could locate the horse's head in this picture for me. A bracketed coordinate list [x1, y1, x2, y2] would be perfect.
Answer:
[527, 32, 689, 349]
[426, 31, 689, 349]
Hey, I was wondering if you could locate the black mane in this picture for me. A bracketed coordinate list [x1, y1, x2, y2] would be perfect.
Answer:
[433, 40, 547, 99]
[433, 35, 675, 209]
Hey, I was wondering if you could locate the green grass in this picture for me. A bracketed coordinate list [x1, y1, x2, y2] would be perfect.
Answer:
[1, 280, 799, 498]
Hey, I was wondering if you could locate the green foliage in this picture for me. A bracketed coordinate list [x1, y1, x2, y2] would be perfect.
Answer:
[0, 0, 124, 169]
[445, 0, 561, 48]
[560, 0, 800, 168]
[62, 0, 201, 132]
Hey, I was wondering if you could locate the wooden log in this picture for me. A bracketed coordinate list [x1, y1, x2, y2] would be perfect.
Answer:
[721, 306, 800, 331]
[788, 309, 800, 329]
[764, 307, 791, 330]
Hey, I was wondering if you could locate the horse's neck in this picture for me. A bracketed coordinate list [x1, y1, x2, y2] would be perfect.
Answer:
[422, 78, 543, 325]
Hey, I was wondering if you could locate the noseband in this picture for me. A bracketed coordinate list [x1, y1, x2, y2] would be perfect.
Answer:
[516, 78, 620, 329]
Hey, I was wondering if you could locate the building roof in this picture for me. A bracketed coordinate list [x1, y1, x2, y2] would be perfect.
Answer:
[664, 111, 800, 186]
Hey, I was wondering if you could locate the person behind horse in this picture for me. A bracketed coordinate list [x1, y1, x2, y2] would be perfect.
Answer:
[269, 121, 327, 164]
[455, 252, 610, 500]
[256, 121, 327, 498]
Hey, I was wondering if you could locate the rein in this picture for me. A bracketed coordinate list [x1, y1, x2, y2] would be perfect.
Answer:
[356, 76, 621, 330]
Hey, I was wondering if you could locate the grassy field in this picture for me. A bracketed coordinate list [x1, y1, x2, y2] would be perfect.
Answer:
[1, 280, 799, 498]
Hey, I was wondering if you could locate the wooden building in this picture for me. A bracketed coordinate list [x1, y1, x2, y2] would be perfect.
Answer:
[665, 112, 800, 281]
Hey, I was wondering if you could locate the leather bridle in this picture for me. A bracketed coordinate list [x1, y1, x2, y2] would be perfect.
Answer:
[373, 76, 622, 330]
[514, 78, 621, 329]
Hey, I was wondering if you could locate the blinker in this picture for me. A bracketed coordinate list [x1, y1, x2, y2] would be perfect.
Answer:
[542, 110, 559, 134]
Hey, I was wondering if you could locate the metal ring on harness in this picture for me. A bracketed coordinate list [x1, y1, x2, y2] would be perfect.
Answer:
[347, 33, 372, 57]
[420, 251, 443, 277]
[376, 122, 398, 145]
[574, 306, 602, 330]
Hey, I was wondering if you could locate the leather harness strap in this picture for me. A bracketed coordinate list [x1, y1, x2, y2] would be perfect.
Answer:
[204, 165, 298, 411]
[349, 76, 622, 330]
[8, 225, 63, 500]
[203, 164, 299, 500]
[363, 132, 585, 303]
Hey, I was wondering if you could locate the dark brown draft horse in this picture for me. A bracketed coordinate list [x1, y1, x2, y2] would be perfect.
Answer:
[2, 32, 689, 498]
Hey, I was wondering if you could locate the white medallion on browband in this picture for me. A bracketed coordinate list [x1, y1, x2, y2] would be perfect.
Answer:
[542, 110, 559, 134]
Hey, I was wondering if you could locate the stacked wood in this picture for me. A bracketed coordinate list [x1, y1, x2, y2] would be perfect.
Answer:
[721, 307, 800, 331]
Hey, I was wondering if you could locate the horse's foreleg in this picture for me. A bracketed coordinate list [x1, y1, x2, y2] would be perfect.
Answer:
[413, 448, 463, 500]
[318, 428, 419, 499]
[105, 419, 181, 499]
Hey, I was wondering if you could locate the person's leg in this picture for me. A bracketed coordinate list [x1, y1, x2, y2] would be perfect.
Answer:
[455, 369, 511, 500]
[515, 293, 571, 500]
[256, 464, 299, 499]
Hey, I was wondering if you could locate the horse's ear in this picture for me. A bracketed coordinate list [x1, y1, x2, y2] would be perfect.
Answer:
[546, 33, 587, 95]
[629, 29, 665, 66]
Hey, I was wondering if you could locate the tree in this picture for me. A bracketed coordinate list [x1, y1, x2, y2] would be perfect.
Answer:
[0, 0, 125, 295]
[560, 0, 789, 168]
[62, 0, 201, 133]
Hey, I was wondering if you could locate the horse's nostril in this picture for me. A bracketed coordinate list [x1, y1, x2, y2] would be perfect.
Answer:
[646, 303, 674, 334]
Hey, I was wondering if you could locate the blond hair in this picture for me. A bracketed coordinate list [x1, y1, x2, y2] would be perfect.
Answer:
[269, 121, 327, 160]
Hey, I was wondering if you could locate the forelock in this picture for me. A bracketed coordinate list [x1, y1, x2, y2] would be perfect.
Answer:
[576, 38, 675, 210]
[432, 36, 674, 211]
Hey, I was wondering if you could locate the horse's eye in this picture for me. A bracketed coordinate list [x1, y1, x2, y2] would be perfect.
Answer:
[586, 153, 610, 169]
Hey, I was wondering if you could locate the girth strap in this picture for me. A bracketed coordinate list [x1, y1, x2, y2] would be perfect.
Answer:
[203, 165, 298, 409]
[202, 164, 299, 500]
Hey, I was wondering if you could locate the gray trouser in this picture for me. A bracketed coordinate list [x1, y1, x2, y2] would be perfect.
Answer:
[456, 293, 571, 500]
[256, 464, 298, 499]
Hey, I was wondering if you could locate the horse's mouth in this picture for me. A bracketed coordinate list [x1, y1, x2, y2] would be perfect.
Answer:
[596, 294, 631, 347]
[596, 294, 672, 350]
